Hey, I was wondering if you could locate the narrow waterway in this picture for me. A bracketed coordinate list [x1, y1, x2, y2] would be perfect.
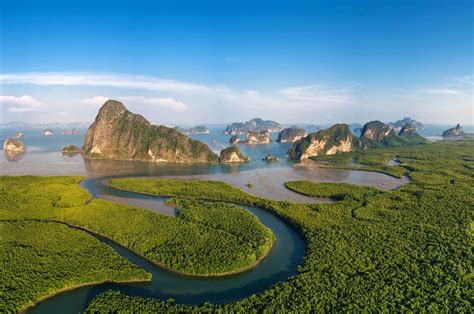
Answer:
[28, 177, 307, 313]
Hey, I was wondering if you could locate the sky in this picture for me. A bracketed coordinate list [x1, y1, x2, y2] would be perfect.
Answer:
[0, 0, 472, 126]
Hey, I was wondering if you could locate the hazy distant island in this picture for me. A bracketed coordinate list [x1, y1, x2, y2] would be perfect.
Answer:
[174, 125, 210, 135]
[61, 128, 81, 135]
[41, 129, 54, 136]
[388, 117, 424, 132]
[82, 100, 219, 163]
[223, 118, 283, 134]
[0, 121, 89, 129]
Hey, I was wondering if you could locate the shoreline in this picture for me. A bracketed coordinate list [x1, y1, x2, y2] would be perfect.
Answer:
[20, 276, 150, 314]
[80, 179, 276, 277]
[11, 217, 275, 313]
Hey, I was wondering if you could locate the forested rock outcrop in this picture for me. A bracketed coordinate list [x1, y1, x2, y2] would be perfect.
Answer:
[361, 121, 427, 147]
[3, 138, 26, 152]
[246, 131, 272, 144]
[277, 127, 307, 143]
[442, 124, 465, 138]
[83, 100, 218, 163]
[287, 124, 362, 160]
[219, 146, 250, 163]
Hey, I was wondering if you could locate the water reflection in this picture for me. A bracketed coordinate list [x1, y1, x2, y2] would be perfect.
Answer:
[3, 150, 25, 162]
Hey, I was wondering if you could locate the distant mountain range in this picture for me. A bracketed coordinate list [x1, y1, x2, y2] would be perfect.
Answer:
[0, 121, 90, 129]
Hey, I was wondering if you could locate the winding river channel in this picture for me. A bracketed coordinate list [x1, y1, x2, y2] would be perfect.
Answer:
[28, 176, 307, 313]
[3, 135, 408, 313]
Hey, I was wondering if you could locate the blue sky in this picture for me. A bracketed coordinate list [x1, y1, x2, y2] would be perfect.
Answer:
[0, 0, 472, 125]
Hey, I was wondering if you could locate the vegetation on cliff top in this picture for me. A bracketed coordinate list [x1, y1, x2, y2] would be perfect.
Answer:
[83, 100, 218, 163]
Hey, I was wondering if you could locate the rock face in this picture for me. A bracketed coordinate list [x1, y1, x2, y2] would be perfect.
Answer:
[83, 100, 219, 163]
[219, 146, 250, 163]
[16, 132, 24, 138]
[389, 117, 424, 132]
[442, 124, 465, 138]
[288, 124, 361, 160]
[224, 118, 282, 134]
[3, 138, 26, 152]
[246, 131, 272, 144]
[42, 129, 54, 136]
[361, 120, 427, 147]
[398, 124, 417, 136]
[361, 121, 393, 141]
[229, 135, 241, 145]
[277, 128, 307, 143]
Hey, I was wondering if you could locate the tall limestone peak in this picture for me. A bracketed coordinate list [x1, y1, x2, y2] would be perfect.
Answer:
[83, 100, 218, 163]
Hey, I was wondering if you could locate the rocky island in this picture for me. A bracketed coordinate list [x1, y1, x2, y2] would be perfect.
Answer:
[288, 120, 427, 160]
[219, 146, 250, 163]
[62, 145, 82, 154]
[16, 131, 24, 138]
[82, 100, 218, 163]
[42, 129, 54, 136]
[3, 138, 26, 153]
[277, 127, 307, 143]
[361, 121, 427, 147]
[223, 118, 282, 134]
[287, 124, 361, 160]
[229, 135, 241, 144]
[246, 131, 272, 144]
[262, 153, 279, 162]
[442, 124, 465, 139]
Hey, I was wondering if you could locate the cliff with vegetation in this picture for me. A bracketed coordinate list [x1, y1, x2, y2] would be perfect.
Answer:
[277, 127, 307, 143]
[288, 121, 427, 160]
[361, 121, 428, 147]
[442, 124, 465, 138]
[219, 146, 250, 163]
[287, 124, 363, 160]
[83, 100, 218, 163]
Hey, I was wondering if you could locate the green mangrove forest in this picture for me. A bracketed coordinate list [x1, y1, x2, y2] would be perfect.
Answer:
[90, 139, 473, 311]
[1, 139, 472, 312]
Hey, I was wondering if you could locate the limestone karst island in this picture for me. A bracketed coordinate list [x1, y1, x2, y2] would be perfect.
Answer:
[1, 0, 472, 313]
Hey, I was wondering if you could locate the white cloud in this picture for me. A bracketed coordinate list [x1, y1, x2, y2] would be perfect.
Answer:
[279, 84, 353, 104]
[0, 72, 212, 93]
[245, 89, 259, 95]
[82, 96, 109, 105]
[121, 96, 188, 111]
[452, 74, 473, 86]
[0, 95, 47, 112]
[416, 88, 462, 95]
